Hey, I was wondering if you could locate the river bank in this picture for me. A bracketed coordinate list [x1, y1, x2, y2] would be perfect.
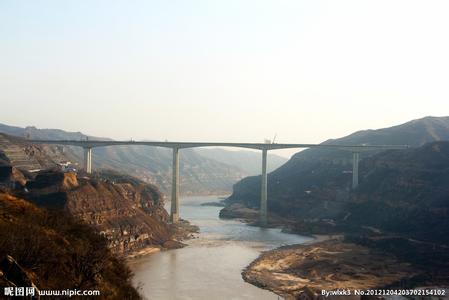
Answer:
[242, 238, 423, 299]
[127, 218, 199, 259]
[220, 204, 449, 299]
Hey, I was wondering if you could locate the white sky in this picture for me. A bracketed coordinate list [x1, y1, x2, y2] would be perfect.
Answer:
[1, 0, 449, 157]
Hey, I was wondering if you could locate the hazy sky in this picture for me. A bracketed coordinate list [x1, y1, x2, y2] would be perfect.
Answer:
[1, 0, 449, 157]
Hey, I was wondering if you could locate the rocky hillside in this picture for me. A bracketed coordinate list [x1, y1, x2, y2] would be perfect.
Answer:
[232, 142, 449, 246]
[0, 133, 64, 172]
[0, 192, 140, 299]
[21, 170, 179, 255]
[343, 142, 449, 245]
[226, 116, 449, 212]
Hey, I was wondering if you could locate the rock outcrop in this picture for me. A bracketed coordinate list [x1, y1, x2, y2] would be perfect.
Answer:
[24, 170, 176, 255]
[67, 177, 172, 254]
[219, 203, 260, 220]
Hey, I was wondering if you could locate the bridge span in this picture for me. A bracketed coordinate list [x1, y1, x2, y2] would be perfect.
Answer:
[29, 139, 408, 225]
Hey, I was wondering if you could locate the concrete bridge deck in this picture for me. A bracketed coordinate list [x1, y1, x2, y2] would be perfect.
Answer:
[29, 139, 409, 225]
[29, 139, 408, 150]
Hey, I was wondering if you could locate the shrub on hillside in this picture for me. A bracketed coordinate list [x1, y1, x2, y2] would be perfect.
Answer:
[0, 193, 140, 299]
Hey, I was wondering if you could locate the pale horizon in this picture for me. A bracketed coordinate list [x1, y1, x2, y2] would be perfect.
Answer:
[1, 1, 449, 158]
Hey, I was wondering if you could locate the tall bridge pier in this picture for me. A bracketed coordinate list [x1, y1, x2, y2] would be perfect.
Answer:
[260, 148, 268, 226]
[170, 147, 180, 223]
[352, 151, 360, 189]
[83, 147, 92, 174]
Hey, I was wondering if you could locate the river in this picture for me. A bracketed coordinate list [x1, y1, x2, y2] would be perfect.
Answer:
[129, 196, 312, 300]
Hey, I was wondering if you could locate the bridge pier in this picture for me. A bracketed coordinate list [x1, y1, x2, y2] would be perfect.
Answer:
[352, 151, 359, 189]
[83, 147, 92, 174]
[170, 147, 180, 223]
[260, 148, 268, 226]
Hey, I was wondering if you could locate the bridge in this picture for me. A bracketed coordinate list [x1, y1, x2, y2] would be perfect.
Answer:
[29, 139, 408, 225]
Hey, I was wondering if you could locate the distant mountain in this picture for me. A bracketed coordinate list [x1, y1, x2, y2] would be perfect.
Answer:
[0, 124, 92, 140]
[195, 148, 287, 175]
[226, 116, 449, 222]
[0, 123, 286, 196]
[322, 115, 449, 145]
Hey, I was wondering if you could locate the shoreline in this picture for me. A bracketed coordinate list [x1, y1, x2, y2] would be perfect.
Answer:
[241, 238, 427, 299]
[127, 202, 346, 299]
[218, 205, 449, 299]
[126, 245, 161, 260]
[241, 234, 339, 299]
[127, 218, 199, 261]
[220, 204, 448, 299]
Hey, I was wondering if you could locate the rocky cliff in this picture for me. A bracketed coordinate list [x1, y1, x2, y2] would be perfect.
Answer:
[343, 142, 449, 245]
[226, 116, 449, 218]
[23, 170, 178, 255]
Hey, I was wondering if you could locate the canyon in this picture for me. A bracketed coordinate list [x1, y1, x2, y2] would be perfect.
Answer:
[2, 117, 449, 299]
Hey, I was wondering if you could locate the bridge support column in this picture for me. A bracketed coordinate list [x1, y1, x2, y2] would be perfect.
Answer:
[83, 147, 92, 174]
[352, 151, 359, 189]
[260, 148, 268, 226]
[170, 147, 180, 223]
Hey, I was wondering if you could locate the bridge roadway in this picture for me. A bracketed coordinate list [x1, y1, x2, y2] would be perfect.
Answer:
[30, 139, 408, 225]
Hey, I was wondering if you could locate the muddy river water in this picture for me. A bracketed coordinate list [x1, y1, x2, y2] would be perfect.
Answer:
[129, 196, 312, 300]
